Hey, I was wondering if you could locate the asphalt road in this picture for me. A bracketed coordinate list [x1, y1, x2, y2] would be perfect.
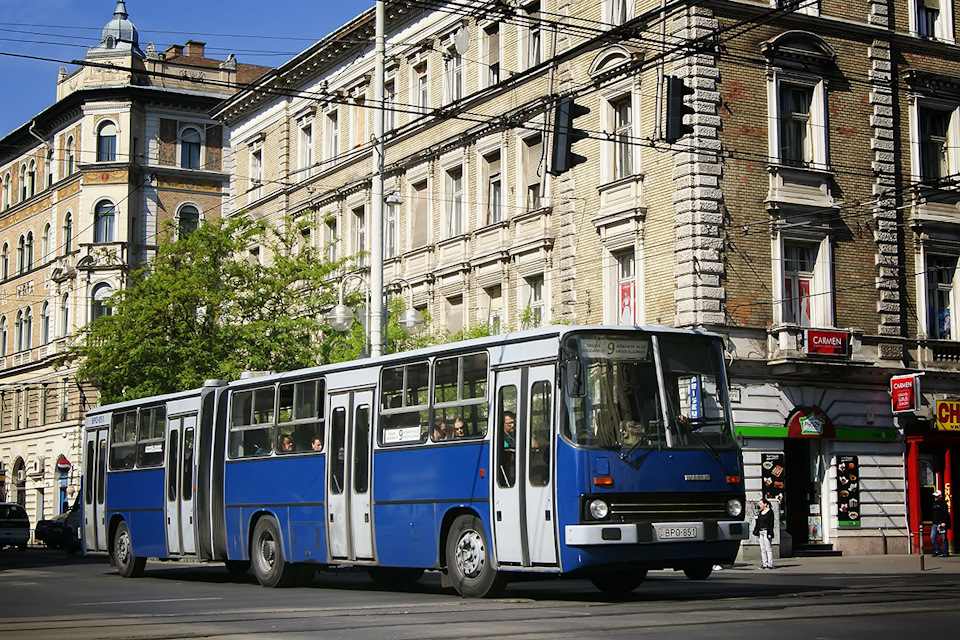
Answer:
[1, 548, 958, 639]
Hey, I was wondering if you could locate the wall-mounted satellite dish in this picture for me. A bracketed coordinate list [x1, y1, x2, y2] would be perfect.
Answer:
[455, 26, 472, 55]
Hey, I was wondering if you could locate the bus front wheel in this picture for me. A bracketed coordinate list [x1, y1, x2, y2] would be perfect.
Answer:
[445, 515, 506, 598]
[114, 521, 146, 578]
[251, 517, 295, 588]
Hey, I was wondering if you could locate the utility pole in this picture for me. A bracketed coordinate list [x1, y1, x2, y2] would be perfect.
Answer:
[370, 0, 385, 357]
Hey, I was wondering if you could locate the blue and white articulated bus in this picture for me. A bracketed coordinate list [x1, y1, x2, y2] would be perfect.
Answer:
[82, 325, 747, 596]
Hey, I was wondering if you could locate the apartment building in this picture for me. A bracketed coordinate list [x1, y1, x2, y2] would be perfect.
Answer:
[216, 0, 957, 557]
[0, 1, 269, 530]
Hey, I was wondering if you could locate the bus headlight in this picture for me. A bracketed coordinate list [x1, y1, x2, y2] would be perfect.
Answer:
[726, 498, 743, 517]
[589, 499, 610, 520]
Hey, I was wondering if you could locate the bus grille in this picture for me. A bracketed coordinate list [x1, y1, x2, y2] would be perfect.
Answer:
[598, 493, 737, 523]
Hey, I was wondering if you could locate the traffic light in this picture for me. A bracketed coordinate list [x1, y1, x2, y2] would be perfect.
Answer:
[665, 75, 695, 142]
[548, 95, 590, 176]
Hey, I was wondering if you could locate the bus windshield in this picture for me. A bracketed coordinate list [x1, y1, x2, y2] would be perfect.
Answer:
[560, 332, 735, 451]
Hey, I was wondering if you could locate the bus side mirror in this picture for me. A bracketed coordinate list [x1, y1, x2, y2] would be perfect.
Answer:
[565, 359, 585, 398]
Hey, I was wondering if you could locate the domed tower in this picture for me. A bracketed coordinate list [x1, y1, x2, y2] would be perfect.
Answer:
[87, 1, 145, 59]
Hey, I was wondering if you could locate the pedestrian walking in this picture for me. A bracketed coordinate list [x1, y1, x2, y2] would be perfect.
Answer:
[931, 489, 951, 557]
[754, 498, 776, 569]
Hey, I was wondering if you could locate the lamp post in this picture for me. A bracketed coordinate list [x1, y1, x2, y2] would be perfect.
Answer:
[326, 274, 424, 353]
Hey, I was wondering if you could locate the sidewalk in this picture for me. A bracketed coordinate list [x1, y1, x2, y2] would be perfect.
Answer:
[723, 553, 960, 575]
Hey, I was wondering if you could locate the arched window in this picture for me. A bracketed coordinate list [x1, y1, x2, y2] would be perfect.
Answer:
[27, 160, 36, 198]
[42, 223, 51, 263]
[65, 137, 75, 175]
[63, 212, 73, 254]
[41, 302, 51, 344]
[1, 243, 7, 280]
[177, 204, 201, 237]
[17, 235, 26, 274]
[91, 283, 114, 322]
[60, 293, 69, 338]
[94, 201, 115, 243]
[19, 165, 26, 201]
[97, 121, 117, 162]
[46, 148, 54, 187]
[15, 308, 32, 351]
[25, 231, 33, 271]
[0, 316, 7, 356]
[2, 173, 9, 209]
[180, 127, 202, 169]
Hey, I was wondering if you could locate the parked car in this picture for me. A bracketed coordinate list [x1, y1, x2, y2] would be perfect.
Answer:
[0, 502, 30, 550]
[34, 499, 81, 553]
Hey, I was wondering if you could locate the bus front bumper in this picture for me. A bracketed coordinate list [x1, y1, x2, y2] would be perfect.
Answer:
[564, 520, 748, 546]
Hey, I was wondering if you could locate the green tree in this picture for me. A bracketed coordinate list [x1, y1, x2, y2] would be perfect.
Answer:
[71, 217, 352, 403]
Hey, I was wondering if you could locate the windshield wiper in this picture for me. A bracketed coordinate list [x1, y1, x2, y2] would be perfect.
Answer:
[683, 423, 721, 462]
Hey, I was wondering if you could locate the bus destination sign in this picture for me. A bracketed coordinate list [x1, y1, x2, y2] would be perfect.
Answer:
[580, 338, 650, 360]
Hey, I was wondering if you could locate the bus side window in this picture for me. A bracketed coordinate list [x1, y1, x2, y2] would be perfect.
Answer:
[529, 381, 551, 487]
[497, 386, 518, 488]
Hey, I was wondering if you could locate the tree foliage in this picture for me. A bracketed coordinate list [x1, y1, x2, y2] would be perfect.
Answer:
[72, 217, 351, 403]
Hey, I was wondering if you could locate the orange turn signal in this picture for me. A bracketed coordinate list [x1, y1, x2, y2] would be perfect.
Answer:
[726, 475, 740, 484]
[593, 476, 614, 486]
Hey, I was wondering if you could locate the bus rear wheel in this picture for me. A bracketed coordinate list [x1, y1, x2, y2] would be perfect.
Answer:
[445, 515, 506, 598]
[251, 517, 295, 588]
[114, 521, 146, 578]
[590, 570, 647, 595]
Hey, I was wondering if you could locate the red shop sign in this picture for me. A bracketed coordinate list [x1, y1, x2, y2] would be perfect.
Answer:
[891, 374, 920, 413]
[805, 329, 849, 356]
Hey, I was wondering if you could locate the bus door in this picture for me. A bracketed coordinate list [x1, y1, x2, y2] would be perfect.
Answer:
[492, 365, 558, 567]
[165, 414, 198, 555]
[327, 389, 374, 562]
[82, 424, 109, 552]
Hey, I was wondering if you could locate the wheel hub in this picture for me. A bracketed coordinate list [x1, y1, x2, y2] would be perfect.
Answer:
[455, 530, 484, 578]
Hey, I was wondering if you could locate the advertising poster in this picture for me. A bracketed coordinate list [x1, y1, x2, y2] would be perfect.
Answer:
[837, 455, 861, 527]
[761, 453, 785, 499]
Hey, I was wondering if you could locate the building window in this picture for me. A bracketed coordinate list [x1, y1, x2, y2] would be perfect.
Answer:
[915, 0, 954, 40]
[326, 219, 338, 263]
[484, 150, 502, 224]
[46, 149, 54, 187]
[384, 80, 396, 132]
[411, 180, 429, 248]
[483, 285, 503, 333]
[353, 206, 366, 267]
[63, 213, 73, 254]
[523, 2, 541, 70]
[926, 256, 957, 340]
[351, 95, 366, 149]
[415, 62, 429, 114]
[17, 232, 34, 274]
[65, 137, 75, 175]
[385, 202, 397, 259]
[444, 49, 464, 103]
[27, 161, 36, 198]
[778, 239, 832, 327]
[249, 148, 262, 201]
[523, 135, 543, 210]
[446, 167, 464, 238]
[0, 316, 7, 356]
[177, 204, 200, 237]
[180, 127, 202, 169]
[41, 302, 51, 344]
[15, 308, 32, 351]
[59, 379, 69, 421]
[91, 283, 114, 323]
[2, 173, 9, 209]
[326, 110, 339, 161]
[94, 201, 115, 243]
[607, 0, 629, 25]
[445, 295, 464, 334]
[1, 243, 7, 279]
[918, 108, 952, 185]
[483, 22, 500, 87]
[615, 250, 636, 325]
[41, 223, 51, 263]
[97, 121, 117, 162]
[60, 293, 69, 338]
[611, 95, 633, 180]
[774, 80, 828, 168]
[524, 274, 544, 327]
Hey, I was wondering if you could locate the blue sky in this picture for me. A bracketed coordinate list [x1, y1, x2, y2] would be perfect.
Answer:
[0, 0, 372, 136]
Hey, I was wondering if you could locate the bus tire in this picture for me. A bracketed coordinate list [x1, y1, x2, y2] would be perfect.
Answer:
[114, 521, 146, 578]
[683, 563, 713, 580]
[251, 517, 295, 588]
[590, 570, 647, 595]
[445, 515, 506, 598]
[224, 560, 251, 576]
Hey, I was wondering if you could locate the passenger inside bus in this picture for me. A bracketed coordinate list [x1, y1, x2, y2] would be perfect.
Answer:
[453, 417, 466, 438]
[311, 434, 323, 451]
[278, 434, 295, 453]
[500, 411, 517, 486]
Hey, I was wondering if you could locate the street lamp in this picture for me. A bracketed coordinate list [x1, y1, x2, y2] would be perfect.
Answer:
[326, 274, 425, 353]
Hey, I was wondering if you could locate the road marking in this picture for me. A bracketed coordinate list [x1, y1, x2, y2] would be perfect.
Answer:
[72, 597, 223, 606]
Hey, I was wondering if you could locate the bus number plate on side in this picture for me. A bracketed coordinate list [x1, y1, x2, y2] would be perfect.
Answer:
[656, 526, 698, 540]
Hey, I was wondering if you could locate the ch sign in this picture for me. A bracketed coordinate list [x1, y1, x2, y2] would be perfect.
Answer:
[890, 374, 920, 413]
